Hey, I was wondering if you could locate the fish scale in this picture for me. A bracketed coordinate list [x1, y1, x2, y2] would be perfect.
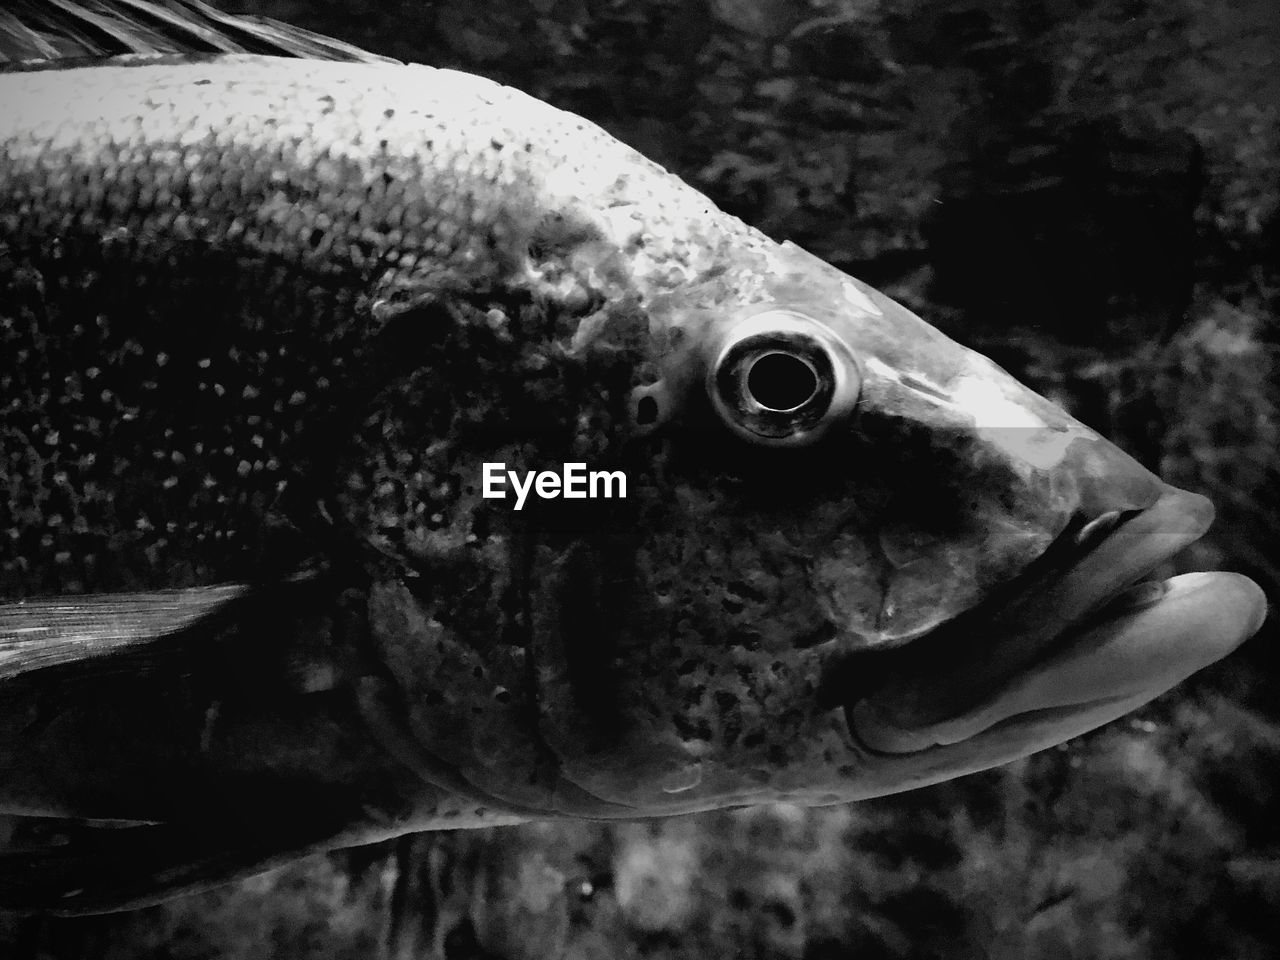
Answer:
[0, 62, 546, 589]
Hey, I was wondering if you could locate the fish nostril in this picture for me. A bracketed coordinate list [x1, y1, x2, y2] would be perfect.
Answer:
[635, 394, 659, 425]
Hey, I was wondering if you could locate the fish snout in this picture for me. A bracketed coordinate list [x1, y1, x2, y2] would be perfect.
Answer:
[837, 483, 1266, 793]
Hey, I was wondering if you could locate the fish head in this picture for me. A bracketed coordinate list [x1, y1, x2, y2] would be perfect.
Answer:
[360, 229, 1264, 822]
[339, 91, 1266, 823]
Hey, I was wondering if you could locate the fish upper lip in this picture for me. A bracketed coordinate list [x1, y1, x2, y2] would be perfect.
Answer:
[840, 485, 1215, 735]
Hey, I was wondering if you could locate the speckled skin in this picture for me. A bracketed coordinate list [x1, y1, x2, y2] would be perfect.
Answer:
[0, 55, 1169, 907]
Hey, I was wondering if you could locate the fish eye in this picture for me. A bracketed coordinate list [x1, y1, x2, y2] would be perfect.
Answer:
[708, 311, 860, 444]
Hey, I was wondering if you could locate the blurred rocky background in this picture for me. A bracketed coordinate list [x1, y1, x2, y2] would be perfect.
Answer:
[4, 0, 1278, 957]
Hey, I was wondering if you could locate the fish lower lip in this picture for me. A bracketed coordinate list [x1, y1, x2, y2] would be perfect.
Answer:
[844, 484, 1218, 740]
[850, 570, 1265, 759]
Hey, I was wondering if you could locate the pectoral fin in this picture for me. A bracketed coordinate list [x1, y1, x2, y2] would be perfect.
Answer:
[0, 578, 387, 913]
[0, 585, 253, 681]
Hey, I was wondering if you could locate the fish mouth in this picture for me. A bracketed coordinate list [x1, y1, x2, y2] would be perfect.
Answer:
[844, 484, 1268, 765]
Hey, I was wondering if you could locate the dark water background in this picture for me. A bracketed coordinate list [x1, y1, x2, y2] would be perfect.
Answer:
[5, 1, 1280, 957]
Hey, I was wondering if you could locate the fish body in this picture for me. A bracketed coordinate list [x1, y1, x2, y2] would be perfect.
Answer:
[0, 2, 1267, 913]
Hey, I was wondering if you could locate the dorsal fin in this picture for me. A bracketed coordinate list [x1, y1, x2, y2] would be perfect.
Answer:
[0, 0, 399, 66]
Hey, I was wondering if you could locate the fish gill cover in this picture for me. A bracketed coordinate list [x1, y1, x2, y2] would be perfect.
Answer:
[0, 0, 1271, 930]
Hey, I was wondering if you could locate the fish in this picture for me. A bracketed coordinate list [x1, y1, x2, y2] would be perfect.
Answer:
[0, 0, 1267, 914]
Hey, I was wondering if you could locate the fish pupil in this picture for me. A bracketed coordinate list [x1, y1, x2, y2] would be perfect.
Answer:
[746, 352, 818, 412]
